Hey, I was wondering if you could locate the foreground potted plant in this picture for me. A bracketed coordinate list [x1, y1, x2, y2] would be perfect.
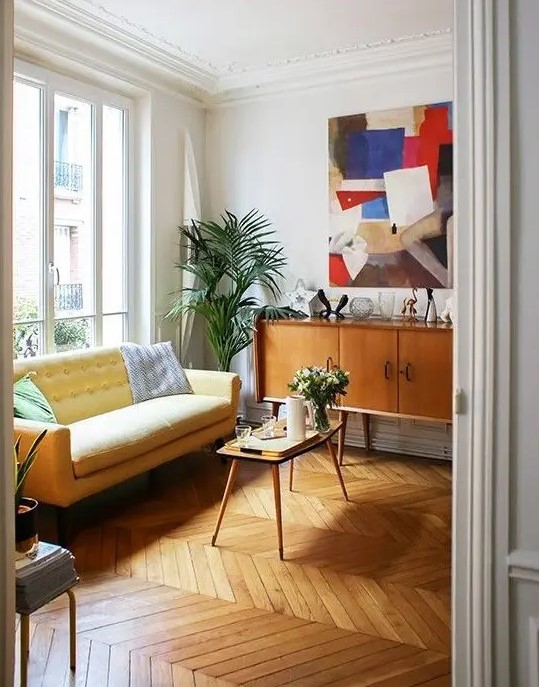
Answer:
[166, 209, 305, 372]
[289, 365, 350, 433]
[14, 430, 47, 553]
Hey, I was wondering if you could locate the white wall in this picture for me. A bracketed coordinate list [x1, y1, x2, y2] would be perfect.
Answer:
[207, 55, 454, 457]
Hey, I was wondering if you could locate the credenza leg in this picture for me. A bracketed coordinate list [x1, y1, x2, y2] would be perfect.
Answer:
[362, 413, 371, 451]
[337, 410, 348, 465]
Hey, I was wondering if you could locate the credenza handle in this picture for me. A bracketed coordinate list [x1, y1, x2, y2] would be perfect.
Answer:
[384, 361, 391, 380]
[404, 362, 412, 382]
[326, 356, 334, 371]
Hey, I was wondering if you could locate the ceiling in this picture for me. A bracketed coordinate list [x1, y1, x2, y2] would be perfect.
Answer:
[72, 0, 453, 75]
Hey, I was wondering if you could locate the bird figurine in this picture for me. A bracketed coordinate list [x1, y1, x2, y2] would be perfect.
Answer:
[401, 287, 419, 321]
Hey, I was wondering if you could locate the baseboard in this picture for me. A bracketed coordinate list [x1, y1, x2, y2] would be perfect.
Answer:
[245, 402, 452, 461]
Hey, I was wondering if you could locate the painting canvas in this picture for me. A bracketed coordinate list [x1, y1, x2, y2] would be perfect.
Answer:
[328, 103, 453, 288]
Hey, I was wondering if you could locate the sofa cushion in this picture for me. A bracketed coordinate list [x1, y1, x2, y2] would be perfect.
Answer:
[14, 374, 57, 423]
[70, 394, 231, 478]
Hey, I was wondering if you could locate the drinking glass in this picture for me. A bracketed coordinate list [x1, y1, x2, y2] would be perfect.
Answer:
[235, 424, 252, 447]
[378, 292, 396, 320]
[261, 414, 276, 438]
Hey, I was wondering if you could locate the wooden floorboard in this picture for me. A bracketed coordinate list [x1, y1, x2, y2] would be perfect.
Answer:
[16, 444, 451, 686]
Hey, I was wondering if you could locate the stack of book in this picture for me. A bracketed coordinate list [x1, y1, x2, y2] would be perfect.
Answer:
[16, 541, 78, 614]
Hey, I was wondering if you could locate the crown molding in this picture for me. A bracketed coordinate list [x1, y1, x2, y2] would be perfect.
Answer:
[213, 31, 453, 105]
[15, 0, 453, 105]
[15, 0, 217, 101]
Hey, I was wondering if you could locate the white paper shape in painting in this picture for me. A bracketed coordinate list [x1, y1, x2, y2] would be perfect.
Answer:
[328, 203, 362, 254]
[342, 235, 369, 281]
[384, 165, 434, 228]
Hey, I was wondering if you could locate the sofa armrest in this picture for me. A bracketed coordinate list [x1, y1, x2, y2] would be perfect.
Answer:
[185, 369, 241, 405]
[14, 419, 74, 506]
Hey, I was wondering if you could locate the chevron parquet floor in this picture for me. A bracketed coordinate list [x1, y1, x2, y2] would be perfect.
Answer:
[16, 444, 451, 686]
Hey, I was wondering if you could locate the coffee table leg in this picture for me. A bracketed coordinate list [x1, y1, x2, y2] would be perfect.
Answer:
[326, 439, 350, 501]
[289, 459, 294, 491]
[271, 465, 284, 560]
[212, 459, 240, 547]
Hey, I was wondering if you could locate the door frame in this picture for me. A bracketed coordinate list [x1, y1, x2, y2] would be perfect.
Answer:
[0, 0, 15, 684]
[453, 0, 511, 684]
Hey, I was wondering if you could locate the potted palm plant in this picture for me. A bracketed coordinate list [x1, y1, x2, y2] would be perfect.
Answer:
[14, 429, 47, 552]
[166, 209, 305, 372]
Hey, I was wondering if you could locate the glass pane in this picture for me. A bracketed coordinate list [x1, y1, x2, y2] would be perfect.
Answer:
[54, 317, 94, 353]
[102, 105, 126, 313]
[13, 81, 43, 326]
[53, 94, 94, 318]
[13, 322, 42, 359]
[102, 314, 125, 346]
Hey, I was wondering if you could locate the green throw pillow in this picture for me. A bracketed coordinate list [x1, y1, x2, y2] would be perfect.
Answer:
[14, 375, 57, 423]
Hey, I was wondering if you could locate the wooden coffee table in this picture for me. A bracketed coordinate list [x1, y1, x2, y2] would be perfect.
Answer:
[212, 420, 349, 560]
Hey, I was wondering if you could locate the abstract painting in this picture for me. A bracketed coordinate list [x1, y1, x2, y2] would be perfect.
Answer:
[328, 103, 453, 288]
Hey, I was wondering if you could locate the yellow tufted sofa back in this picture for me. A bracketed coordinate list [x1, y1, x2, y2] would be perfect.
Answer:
[14, 347, 134, 425]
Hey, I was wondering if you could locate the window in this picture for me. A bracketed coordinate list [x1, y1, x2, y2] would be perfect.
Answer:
[13, 65, 131, 358]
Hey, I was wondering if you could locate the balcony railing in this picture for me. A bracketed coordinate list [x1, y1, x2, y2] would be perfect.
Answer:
[54, 161, 83, 193]
[54, 282, 83, 312]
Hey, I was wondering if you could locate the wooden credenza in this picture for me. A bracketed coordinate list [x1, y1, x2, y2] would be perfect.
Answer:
[253, 318, 453, 452]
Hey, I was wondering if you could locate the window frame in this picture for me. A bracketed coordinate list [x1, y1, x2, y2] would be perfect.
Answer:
[13, 59, 133, 356]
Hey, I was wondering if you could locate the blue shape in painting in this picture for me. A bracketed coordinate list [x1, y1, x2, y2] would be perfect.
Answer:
[345, 128, 405, 179]
[362, 196, 389, 220]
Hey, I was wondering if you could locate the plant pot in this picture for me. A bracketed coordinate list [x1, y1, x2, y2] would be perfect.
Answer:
[16, 497, 39, 553]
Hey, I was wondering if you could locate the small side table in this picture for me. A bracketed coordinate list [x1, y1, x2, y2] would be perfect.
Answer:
[16, 543, 78, 687]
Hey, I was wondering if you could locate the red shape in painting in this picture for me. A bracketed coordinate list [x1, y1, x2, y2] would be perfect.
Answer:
[336, 190, 385, 211]
[329, 253, 351, 286]
[403, 136, 420, 168]
[417, 106, 453, 195]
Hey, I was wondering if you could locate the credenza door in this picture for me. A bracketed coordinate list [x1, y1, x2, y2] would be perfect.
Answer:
[397, 330, 453, 420]
[339, 327, 398, 412]
[256, 322, 339, 400]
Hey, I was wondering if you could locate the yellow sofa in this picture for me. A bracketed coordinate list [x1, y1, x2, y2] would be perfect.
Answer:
[13, 346, 241, 509]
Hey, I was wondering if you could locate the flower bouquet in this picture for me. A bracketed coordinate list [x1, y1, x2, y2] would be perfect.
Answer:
[288, 365, 349, 433]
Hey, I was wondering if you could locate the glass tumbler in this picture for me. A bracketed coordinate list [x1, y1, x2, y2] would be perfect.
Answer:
[378, 292, 396, 320]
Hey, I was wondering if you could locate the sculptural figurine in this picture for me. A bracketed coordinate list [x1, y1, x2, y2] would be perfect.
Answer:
[440, 295, 454, 323]
[317, 289, 348, 319]
[401, 287, 419, 321]
[424, 288, 438, 323]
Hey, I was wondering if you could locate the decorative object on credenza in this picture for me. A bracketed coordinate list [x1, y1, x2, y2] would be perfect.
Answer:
[328, 102, 453, 288]
[289, 364, 350, 433]
[317, 289, 348, 319]
[424, 288, 438, 323]
[378, 291, 396, 320]
[440, 295, 454, 323]
[285, 279, 318, 317]
[401, 287, 419, 321]
[349, 296, 374, 320]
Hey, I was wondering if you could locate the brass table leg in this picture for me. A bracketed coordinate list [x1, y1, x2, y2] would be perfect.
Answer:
[20, 614, 29, 687]
[66, 587, 77, 670]
[271, 465, 284, 560]
[289, 459, 294, 491]
[211, 459, 240, 546]
[326, 439, 350, 501]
